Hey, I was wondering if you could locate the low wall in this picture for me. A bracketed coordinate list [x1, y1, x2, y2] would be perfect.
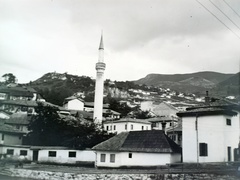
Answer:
[9, 168, 239, 180]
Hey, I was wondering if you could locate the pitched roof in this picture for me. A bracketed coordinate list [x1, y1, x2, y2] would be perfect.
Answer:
[0, 123, 26, 134]
[84, 102, 109, 109]
[6, 113, 31, 125]
[0, 85, 37, 97]
[177, 107, 237, 117]
[104, 118, 151, 124]
[92, 130, 181, 153]
[187, 99, 240, 111]
[148, 116, 178, 123]
[0, 100, 38, 107]
[63, 96, 84, 104]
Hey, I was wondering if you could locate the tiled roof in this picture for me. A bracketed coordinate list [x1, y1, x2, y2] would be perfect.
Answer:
[187, 99, 240, 111]
[0, 123, 26, 134]
[148, 116, 178, 123]
[63, 96, 84, 104]
[0, 85, 37, 97]
[6, 113, 31, 125]
[177, 107, 237, 117]
[104, 118, 151, 124]
[102, 109, 121, 115]
[92, 130, 181, 153]
[0, 100, 38, 107]
[84, 102, 110, 109]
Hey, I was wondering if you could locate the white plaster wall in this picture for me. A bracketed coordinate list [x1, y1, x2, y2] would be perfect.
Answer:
[65, 99, 84, 111]
[182, 114, 239, 163]
[95, 151, 181, 167]
[38, 149, 95, 164]
[0, 133, 23, 145]
[94, 70, 105, 123]
[1, 146, 32, 160]
[103, 122, 151, 134]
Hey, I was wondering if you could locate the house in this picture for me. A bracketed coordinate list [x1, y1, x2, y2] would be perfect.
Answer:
[0, 145, 95, 165]
[0, 84, 39, 101]
[0, 119, 26, 145]
[177, 106, 239, 163]
[103, 118, 151, 134]
[5, 113, 31, 133]
[84, 102, 109, 112]
[148, 116, 178, 133]
[63, 96, 84, 111]
[167, 122, 182, 147]
[92, 130, 182, 168]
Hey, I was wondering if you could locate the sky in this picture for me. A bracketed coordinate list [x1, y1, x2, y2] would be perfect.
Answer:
[0, 0, 240, 83]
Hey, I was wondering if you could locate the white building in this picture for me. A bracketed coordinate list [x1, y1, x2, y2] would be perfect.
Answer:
[63, 96, 84, 111]
[178, 106, 239, 163]
[92, 130, 182, 168]
[103, 118, 151, 134]
[93, 35, 106, 124]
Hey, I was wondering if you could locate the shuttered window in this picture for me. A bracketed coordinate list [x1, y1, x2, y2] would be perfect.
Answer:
[199, 143, 208, 156]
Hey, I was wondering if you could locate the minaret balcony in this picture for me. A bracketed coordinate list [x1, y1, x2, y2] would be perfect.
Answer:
[96, 62, 106, 70]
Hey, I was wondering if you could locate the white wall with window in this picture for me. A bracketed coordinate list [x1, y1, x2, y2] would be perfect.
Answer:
[182, 114, 239, 163]
[95, 151, 181, 168]
[37, 149, 95, 164]
[103, 120, 151, 134]
[0, 145, 32, 161]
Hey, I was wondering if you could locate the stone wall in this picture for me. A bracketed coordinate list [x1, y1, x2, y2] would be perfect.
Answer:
[9, 168, 239, 180]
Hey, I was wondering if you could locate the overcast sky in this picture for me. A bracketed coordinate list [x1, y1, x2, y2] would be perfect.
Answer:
[0, 0, 240, 83]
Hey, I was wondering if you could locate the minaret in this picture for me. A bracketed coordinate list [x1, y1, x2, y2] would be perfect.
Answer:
[93, 35, 106, 124]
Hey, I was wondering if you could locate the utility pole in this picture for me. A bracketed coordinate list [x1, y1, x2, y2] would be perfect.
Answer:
[195, 114, 199, 165]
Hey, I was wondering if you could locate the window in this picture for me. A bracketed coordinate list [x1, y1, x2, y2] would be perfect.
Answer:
[142, 126, 144, 130]
[170, 122, 172, 126]
[199, 143, 208, 156]
[20, 150, 28, 156]
[113, 125, 116, 130]
[6, 149, 14, 155]
[131, 124, 133, 130]
[110, 154, 115, 163]
[106, 126, 109, 130]
[48, 151, 57, 157]
[1, 134, 4, 141]
[228, 146, 231, 161]
[110, 125, 112, 130]
[125, 124, 127, 130]
[68, 151, 76, 158]
[100, 154, 106, 162]
[129, 153, 132, 158]
[226, 119, 231, 126]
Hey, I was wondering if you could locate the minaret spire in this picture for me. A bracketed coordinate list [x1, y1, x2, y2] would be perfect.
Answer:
[99, 34, 104, 50]
[94, 34, 106, 124]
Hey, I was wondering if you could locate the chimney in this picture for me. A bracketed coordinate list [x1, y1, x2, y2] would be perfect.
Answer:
[205, 91, 210, 104]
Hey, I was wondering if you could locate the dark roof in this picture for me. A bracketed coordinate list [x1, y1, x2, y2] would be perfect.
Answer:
[84, 102, 109, 109]
[6, 113, 31, 125]
[0, 123, 26, 134]
[69, 110, 93, 120]
[104, 118, 151, 124]
[0, 99, 38, 107]
[148, 116, 178, 123]
[63, 96, 84, 104]
[177, 107, 237, 117]
[0, 85, 37, 97]
[92, 130, 181, 153]
[187, 99, 240, 111]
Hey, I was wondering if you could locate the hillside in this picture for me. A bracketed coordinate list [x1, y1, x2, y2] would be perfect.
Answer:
[134, 71, 234, 94]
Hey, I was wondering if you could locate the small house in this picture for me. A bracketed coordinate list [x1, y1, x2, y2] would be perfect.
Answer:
[92, 130, 182, 168]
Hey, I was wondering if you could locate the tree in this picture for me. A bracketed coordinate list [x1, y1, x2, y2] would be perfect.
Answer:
[25, 103, 114, 149]
[2, 73, 17, 84]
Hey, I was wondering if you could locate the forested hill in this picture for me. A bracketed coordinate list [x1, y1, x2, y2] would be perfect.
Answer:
[27, 72, 148, 106]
